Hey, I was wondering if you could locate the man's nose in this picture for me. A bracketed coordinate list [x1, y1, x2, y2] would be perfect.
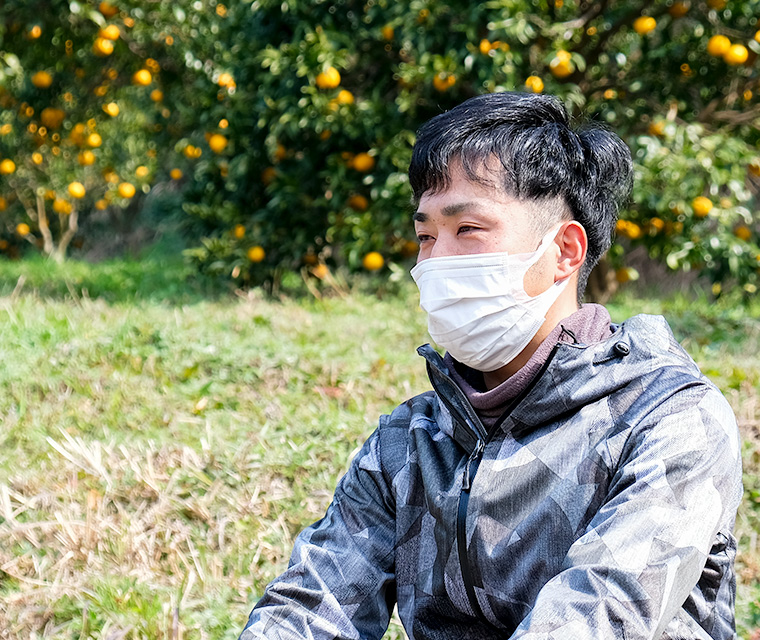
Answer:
[429, 235, 458, 259]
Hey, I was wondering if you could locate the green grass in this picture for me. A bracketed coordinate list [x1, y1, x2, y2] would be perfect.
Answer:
[1, 256, 759, 639]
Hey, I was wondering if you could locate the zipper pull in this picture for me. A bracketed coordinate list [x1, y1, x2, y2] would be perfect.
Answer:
[462, 440, 485, 492]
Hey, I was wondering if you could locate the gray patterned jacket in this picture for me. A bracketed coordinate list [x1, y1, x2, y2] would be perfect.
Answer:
[240, 315, 743, 640]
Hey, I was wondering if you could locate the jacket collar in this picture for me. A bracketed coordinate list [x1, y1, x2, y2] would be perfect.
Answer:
[418, 315, 689, 447]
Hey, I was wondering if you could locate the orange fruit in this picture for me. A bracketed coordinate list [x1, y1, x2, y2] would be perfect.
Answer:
[734, 225, 752, 242]
[479, 39, 493, 55]
[648, 120, 666, 136]
[233, 224, 245, 239]
[103, 169, 119, 183]
[118, 182, 136, 198]
[87, 132, 102, 148]
[208, 133, 228, 153]
[31, 71, 53, 88]
[0, 196, 6, 211]
[0, 159, 16, 174]
[627, 222, 642, 239]
[692, 196, 713, 217]
[135, 165, 149, 178]
[70, 123, 86, 145]
[316, 66, 341, 89]
[336, 89, 354, 105]
[401, 240, 419, 258]
[707, 0, 725, 8]
[615, 220, 642, 239]
[633, 16, 656, 35]
[247, 245, 265, 262]
[433, 72, 456, 92]
[749, 160, 760, 177]
[706, 35, 731, 57]
[312, 263, 330, 279]
[32, 152, 43, 165]
[67, 181, 86, 199]
[723, 44, 748, 65]
[261, 167, 276, 184]
[348, 194, 369, 211]
[381, 25, 394, 41]
[755, 30, 760, 44]
[217, 72, 235, 88]
[99, 24, 120, 40]
[40, 107, 65, 129]
[549, 52, 574, 78]
[103, 102, 119, 117]
[95, 199, 108, 210]
[98, 1, 119, 17]
[150, 89, 163, 102]
[132, 69, 152, 86]
[16, 223, 31, 236]
[170, 168, 183, 180]
[352, 152, 375, 172]
[28, 25, 42, 39]
[53, 198, 72, 214]
[362, 251, 384, 271]
[78, 150, 96, 166]
[668, 2, 689, 17]
[525, 76, 544, 93]
[93, 37, 114, 56]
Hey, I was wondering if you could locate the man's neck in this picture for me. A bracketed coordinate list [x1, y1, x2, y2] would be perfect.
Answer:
[482, 299, 580, 390]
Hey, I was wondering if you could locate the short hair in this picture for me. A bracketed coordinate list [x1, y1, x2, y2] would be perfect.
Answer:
[408, 92, 633, 299]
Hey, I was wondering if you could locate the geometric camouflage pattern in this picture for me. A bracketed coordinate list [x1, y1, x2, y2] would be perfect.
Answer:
[240, 315, 743, 640]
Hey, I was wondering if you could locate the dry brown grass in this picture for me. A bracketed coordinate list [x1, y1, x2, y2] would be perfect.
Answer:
[1, 286, 759, 639]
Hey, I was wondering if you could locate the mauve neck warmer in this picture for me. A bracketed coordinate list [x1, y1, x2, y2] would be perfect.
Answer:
[444, 303, 613, 430]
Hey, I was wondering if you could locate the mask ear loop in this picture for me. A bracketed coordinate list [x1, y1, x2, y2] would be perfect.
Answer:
[513, 224, 572, 301]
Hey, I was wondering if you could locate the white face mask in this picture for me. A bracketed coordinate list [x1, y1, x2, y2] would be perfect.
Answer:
[410, 228, 569, 372]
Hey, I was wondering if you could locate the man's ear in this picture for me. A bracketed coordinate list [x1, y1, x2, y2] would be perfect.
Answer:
[555, 221, 587, 281]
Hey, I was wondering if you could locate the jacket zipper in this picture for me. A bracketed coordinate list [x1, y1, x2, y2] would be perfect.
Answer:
[454, 343, 562, 622]
[457, 438, 486, 619]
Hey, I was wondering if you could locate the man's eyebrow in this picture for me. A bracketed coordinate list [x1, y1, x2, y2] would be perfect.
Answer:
[413, 202, 482, 222]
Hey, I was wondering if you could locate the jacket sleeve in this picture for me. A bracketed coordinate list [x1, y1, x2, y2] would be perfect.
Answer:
[239, 422, 398, 640]
[509, 383, 743, 640]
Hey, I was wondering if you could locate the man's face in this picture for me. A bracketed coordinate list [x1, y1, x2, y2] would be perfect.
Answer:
[413, 164, 554, 295]
[413, 164, 540, 261]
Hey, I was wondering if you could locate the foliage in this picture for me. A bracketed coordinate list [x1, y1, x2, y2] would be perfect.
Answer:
[0, 0, 759, 290]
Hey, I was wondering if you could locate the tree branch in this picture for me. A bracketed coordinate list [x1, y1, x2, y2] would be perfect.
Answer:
[36, 193, 54, 256]
[55, 208, 79, 262]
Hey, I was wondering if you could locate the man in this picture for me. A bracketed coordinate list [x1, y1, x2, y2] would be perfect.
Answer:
[240, 92, 743, 639]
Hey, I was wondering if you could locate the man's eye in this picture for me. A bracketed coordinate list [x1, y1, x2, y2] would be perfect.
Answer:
[458, 225, 477, 234]
[417, 234, 433, 243]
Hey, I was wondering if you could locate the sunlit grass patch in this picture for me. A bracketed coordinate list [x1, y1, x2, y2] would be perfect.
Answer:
[0, 271, 758, 638]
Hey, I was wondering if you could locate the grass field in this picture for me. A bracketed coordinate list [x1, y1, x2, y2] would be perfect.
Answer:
[1, 254, 759, 639]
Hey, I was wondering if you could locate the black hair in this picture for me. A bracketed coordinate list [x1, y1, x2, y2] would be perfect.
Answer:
[409, 92, 633, 299]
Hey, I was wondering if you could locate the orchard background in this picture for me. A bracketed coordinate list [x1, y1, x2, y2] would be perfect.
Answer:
[0, 0, 759, 296]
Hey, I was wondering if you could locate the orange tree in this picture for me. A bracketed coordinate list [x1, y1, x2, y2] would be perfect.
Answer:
[166, 0, 760, 295]
[2, 0, 759, 295]
[0, 0, 190, 261]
